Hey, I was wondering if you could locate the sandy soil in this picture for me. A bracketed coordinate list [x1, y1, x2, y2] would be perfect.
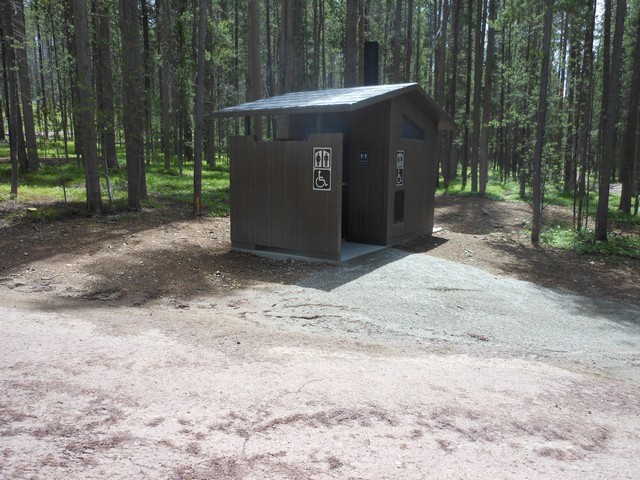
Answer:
[1, 195, 639, 479]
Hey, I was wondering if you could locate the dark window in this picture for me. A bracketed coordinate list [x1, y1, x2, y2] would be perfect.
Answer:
[402, 115, 424, 140]
[394, 190, 405, 223]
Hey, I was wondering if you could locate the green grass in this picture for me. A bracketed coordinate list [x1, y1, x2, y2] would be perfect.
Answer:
[541, 222, 640, 259]
[439, 168, 639, 259]
[437, 174, 523, 202]
[0, 151, 231, 219]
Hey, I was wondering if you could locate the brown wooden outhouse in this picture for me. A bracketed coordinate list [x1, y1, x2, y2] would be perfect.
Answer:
[214, 82, 455, 262]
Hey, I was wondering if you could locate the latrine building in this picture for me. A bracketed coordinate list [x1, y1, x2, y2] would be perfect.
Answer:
[214, 82, 455, 261]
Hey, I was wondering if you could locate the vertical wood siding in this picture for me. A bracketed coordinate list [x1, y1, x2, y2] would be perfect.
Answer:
[230, 133, 343, 260]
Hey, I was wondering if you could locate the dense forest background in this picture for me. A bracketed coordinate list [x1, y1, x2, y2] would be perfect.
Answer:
[1, 0, 639, 242]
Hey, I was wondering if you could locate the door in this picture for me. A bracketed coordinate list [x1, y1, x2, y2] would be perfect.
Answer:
[306, 122, 351, 239]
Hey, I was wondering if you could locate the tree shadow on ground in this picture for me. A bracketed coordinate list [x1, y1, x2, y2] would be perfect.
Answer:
[434, 194, 532, 235]
[478, 236, 640, 315]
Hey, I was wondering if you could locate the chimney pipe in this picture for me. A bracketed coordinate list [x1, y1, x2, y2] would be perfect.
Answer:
[363, 41, 379, 86]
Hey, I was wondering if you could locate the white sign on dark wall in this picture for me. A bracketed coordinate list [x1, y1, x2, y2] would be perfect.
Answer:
[313, 147, 332, 191]
[396, 150, 405, 187]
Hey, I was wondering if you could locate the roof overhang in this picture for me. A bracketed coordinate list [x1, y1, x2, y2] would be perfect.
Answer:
[213, 83, 456, 131]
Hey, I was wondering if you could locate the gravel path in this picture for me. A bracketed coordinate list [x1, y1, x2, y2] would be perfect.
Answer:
[2, 248, 640, 479]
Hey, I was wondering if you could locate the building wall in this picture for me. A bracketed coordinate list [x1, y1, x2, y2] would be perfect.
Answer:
[287, 95, 439, 246]
[289, 104, 391, 244]
[229, 133, 343, 260]
[386, 95, 439, 244]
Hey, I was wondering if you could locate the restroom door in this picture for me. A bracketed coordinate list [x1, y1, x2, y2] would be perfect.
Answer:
[306, 123, 351, 239]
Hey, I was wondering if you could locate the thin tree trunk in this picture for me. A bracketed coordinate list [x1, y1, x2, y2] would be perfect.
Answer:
[435, 0, 448, 105]
[471, 0, 486, 192]
[531, 0, 554, 244]
[446, 0, 461, 183]
[141, 0, 153, 165]
[576, 0, 596, 230]
[247, 0, 262, 137]
[479, 0, 495, 195]
[204, 6, 216, 167]
[12, 0, 39, 171]
[94, 0, 118, 171]
[0, 26, 7, 144]
[293, 0, 306, 90]
[595, 0, 626, 241]
[193, 0, 207, 215]
[461, 0, 473, 188]
[0, 89, 5, 142]
[33, 0, 48, 140]
[71, 0, 102, 213]
[49, 12, 71, 164]
[405, 0, 414, 81]
[1, 4, 19, 195]
[120, 0, 147, 209]
[392, 0, 403, 83]
[279, 0, 295, 94]
[159, 0, 172, 169]
[563, 15, 579, 191]
[345, 0, 358, 87]
[620, 10, 640, 213]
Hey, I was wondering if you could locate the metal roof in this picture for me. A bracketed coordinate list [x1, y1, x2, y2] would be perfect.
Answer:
[213, 83, 455, 131]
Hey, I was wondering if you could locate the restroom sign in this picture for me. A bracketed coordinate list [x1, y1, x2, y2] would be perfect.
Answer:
[313, 147, 332, 191]
[396, 150, 405, 187]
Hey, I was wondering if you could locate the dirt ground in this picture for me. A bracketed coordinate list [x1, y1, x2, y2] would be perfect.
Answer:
[0, 195, 638, 307]
[1, 195, 640, 479]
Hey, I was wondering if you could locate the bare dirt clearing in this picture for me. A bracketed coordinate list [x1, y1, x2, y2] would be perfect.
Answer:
[1, 195, 639, 479]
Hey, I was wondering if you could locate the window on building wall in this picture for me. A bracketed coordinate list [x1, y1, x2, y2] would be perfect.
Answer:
[402, 115, 424, 140]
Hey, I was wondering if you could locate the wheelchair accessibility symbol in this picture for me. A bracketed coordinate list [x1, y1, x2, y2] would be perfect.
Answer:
[313, 147, 332, 191]
[314, 169, 331, 190]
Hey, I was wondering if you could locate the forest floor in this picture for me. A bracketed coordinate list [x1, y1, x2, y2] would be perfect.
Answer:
[1, 195, 640, 478]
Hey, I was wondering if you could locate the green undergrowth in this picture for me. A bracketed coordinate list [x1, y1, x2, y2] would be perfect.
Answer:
[437, 175, 524, 202]
[0, 153, 231, 221]
[541, 222, 640, 259]
[439, 171, 639, 259]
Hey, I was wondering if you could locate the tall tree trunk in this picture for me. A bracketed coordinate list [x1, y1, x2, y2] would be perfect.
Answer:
[1, 6, 19, 195]
[435, 0, 448, 105]
[531, 0, 554, 244]
[446, 0, 461, 183]
[563, 15, 580, 191]
[436, 0, 449, 184]
[277, 0, 298, 137]
[71, 0, 102, 213]
[279, 0, 295, 94]
[49, 9, 71, 164]
[159, 0, 173, 169]
[176, 0, 193, 164]
[94, 0, 118, 171]
[596, 0, 626, 241]
[576, 0, 596, 231]
[405, 0, 413, 81]
[141, 0, 153, 164]
[620, 10, 640, 213]
[204, 6, 216, 167]
[0, 88, 5, 142]
[345, 0, 358, 87]
[471, 0, 486, 192]
[461, 0, 473, 188]
[120, 0, 147, 210]
[292, 0, 306, 90]
[33, 0, 48, 139]
[392, 0, 402, 83]
[247, 0, 262, 137]
[479, 0, 495, 195]
[193, 0, 207, 215]
[11, 0, 39, 171]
